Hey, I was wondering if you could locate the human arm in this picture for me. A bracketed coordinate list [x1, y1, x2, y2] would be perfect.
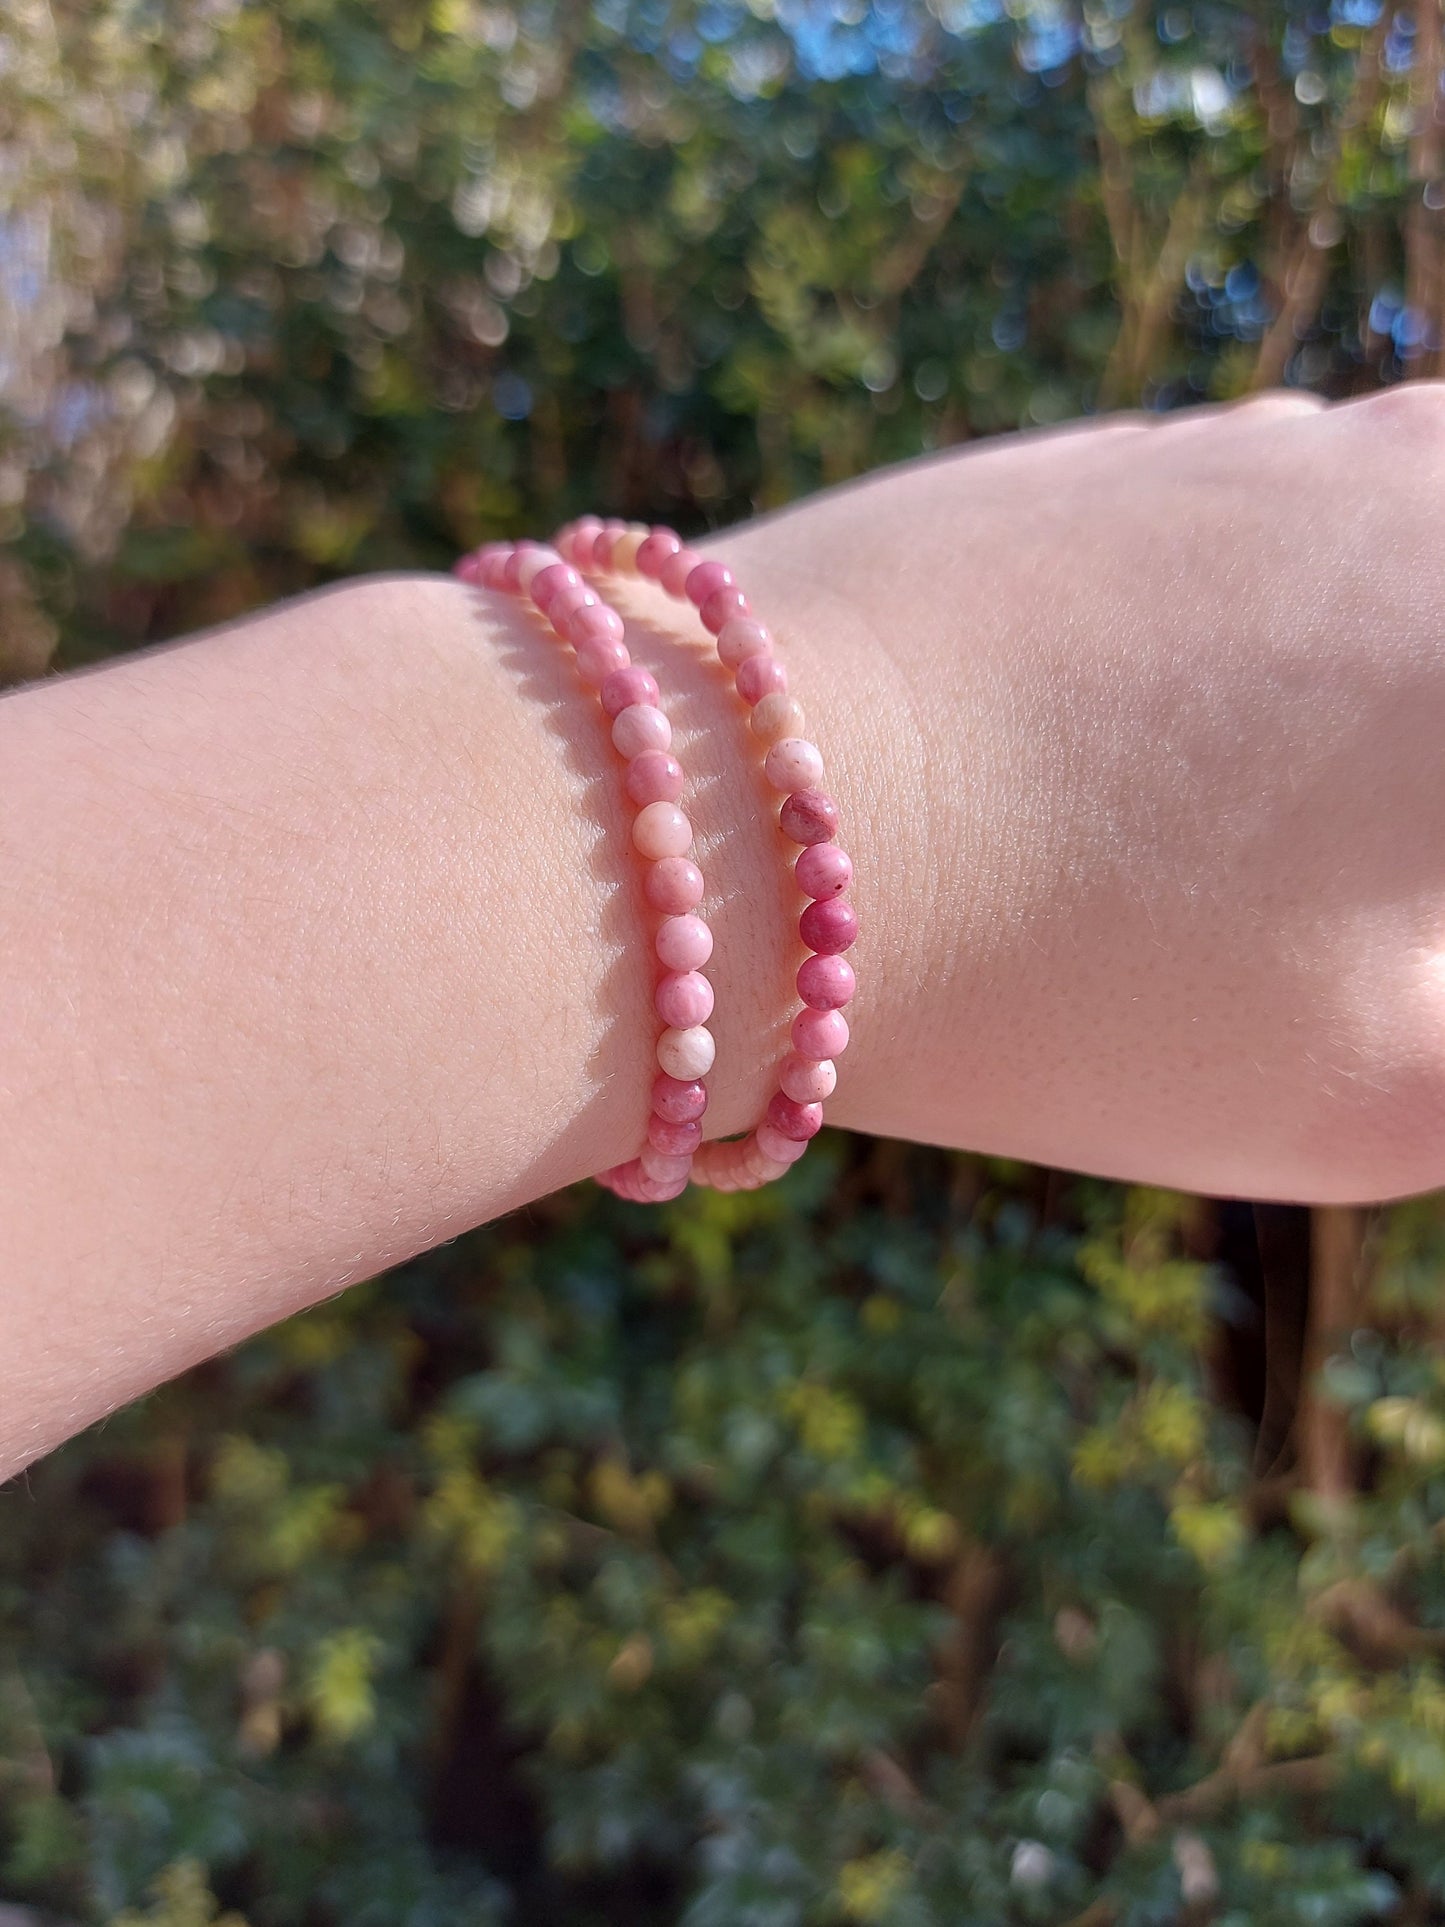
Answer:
[3, 388, 1444, 1476]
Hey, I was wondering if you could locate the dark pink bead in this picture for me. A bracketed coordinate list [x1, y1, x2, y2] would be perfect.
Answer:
[797, 953, 855, 1010]
[736, 654, 788, 705]
[661, 547, 704, 597]
[700, 587, 749, 634]
[799, 898, 858, 955]
[795, 843, 852, 899]
[648, 1113, 703, 1157]
[766, 1091, 824, 1142]
[685, 560, 735, 606]
[636, 529, 683, 579]
[453, 552, 483, 583]
[529, 562, 582, 612]
[625, 751, 685, 807]
[568, 602, 626, 646]
[779, 790, 840, 846]
[478, 549, 512, 589]
[601, 666, 660, 718]
[651, 1073, 708, 1123]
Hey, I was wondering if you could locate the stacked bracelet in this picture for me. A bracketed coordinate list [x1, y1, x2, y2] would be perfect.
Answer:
[455, 516, 857, 1199]
[555, 519, 856, 1193]
[454, 537, 715, 1204]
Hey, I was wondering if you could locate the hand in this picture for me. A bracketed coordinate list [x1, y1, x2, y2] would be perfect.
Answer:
[729, 388, 1445, 1202]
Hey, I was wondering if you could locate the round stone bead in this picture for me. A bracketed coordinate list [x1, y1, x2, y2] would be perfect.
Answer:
[639, 1169, 689, 1201]
[795, 842, 852, 899]
[568, 602, 626, 646]
[643, 857, 704, 913]
[656, 913, 713, 970]
[592, 518, 631, 569]
[685, 560, 735, 605]
[661, 547, 705, 597]
[700, 587, 750, 634]
[548, 583, 600, 632]
[780, 1052, 837, 1103]
[640, 1148, 694, 1187]
[756, 1122, 812, 1164]
[657, 1024, 716, 1079]
[635, 529, 683, 579]
[766, 1091, 823, 1141]
[632, 801, 692, 860]
[515, 545, 563, 591]
[625, 750, 685, 807]
[612, 703, 672, 757]
[528, 561, 582, 611]
[500, 544, 534, 591]
[611, 525, 650, 571]
[567, 517, 603, 563]
[764, 737, 825, 793]
[751, 692, 807, 744]
[779, 789, 839, 845]
[601, 666, 660, 718]
[792, 1007, 849, 1058]
[655, 970, 714, 1028]
[799, 897, 858, 955]
[736, 654, 788, 705]
[477, 550, 512, 589]
[797, 953, 855, 1010]
[575, 634, 632, 686]
[716, 617, 772, 669]
[648, 1114, 703, 1157]
[651, 1072, 708, 1122]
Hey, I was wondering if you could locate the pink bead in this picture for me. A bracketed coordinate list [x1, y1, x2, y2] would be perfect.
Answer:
[764, 738, 825, 793]
[643, 857, 704, 913]
[591, 518, 629, 570]
[568, 602, 626, 647]
[795, 843, 852, 899]
[685, 560, 735, 606]
[613, 703, 672, 757]
[799, 897, 858, 955]
[766, 1091, 823, 1141]
[453, 552, 484, 583]
[641, 1172, 690, 1201]
[655, 913, 713, 970]
[655, 970, 714, 1028]
[529, 561, 582, 611]
[478, 549, 512, 589]
[651, 1072, 708, 1122]
[792, 1007, 849, 1058]
[575, 634, 631, 686]
[625, 751, 685, 807]
[515, 545, 563, 592]
[736, 654, 788, 705]
[500, 545, 532, 591]
[798, 953, 855, 1010]
[601, 666, 660, 718]
[715, 617, 773, 669]
[548, 583, 600, 632]
[635, 529, 683, 580]
[780, 1052, 837, 1103]
[779, 790, 839, 845]
[661, 547, 705, 597]
[564, 516, 604, 564]
[756, 1123, 811, 1165]
[640, 1146, 694, 1184]
[648, 1114, 703, 1157]
[657, 1024, 715, 1079]
[700, 587, 750, 634]
[632, 801, 692, 860]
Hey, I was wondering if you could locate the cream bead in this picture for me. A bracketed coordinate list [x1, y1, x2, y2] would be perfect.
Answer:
[764, 736, 825, 792]
[657, 1024, 716, 1079]
[751, 692, 807, 745]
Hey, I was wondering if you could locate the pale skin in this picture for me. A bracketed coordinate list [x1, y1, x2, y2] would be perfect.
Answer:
[3, 387, 1443, 1479]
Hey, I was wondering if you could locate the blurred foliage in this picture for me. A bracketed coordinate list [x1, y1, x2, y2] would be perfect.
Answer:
[5, 0, 1445, 1922]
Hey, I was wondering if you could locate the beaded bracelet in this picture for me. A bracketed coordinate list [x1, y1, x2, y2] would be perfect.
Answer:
[554, 517, 857, 1195]
[454, 538, 715, 1204]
